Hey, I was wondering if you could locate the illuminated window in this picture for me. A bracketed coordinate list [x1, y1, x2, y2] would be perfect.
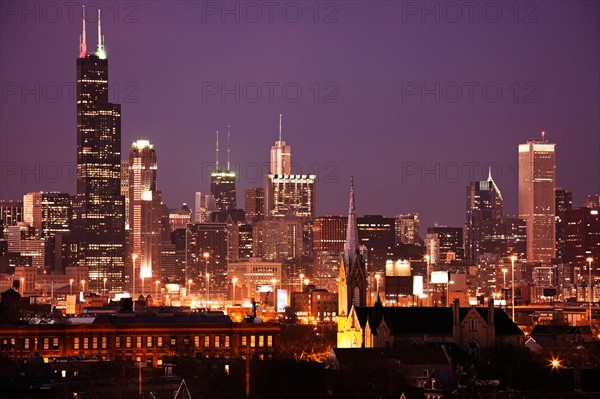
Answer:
[267, 336, 273, 347]
[126, 336, 132, 348]
[83, 337, 89, 349]
[215, 336, 220, 348]
[259, 336, 264, 347]
[53, 338, 59, 350]
[241, 336, 247, 346]
[204, 336, 210, 348]
[157, 336, 163, 348]
[250, 336, 256, 348]
[136, 336, 142, 349]
[92, 336, 98, 349]
[147, 337, 153, 348]
[115, 337, 121, 349]
[170, 336, 176, 346]
[24, 338, 30, 350]
[224, 336, 230, 348]
[101, 336, 107, 349]
[194, 336, 200, 347]
[43, 338, 50, 350]
[74, 337, 80, 350]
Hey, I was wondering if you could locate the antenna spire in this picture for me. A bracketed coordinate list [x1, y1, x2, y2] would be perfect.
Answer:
[227, 125, 231, 171]
[216, 131, 219, 170]
[96, 9, 106, 59]
[79, 5, 87, 58]
[488, 166, 493, 181]
[541, 130, 546, 141]
[278, 113, 282, 142]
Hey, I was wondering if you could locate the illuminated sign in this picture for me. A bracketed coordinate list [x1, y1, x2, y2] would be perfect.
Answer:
[256, 284, 273, 293]
[413, 276, 423, 296]
[277, 289, 288, 312]
[430, 271, 449, 284]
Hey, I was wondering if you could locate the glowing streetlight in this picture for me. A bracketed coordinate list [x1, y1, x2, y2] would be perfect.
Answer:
[103, 277, 107, 295]
[155, 280, 160, 298]
[69, 279, 74, 295]
[501, 268, 508, 289]
[587, 257, 594, 329]
[20, 277, 25, 294]
[511, 255, 516, 322]
[132, 253, 138, 298]
[299, 273, 304, 292]
[188, 279, 193, 295]
[203, 252, 210, 274]
[206, 273, 210, 303]
[232, 277, 238, 302]
[375, 273, 381, 293]
[81, 279, 86, 294]
[550, 356, 561, 370]
[425, 254, 431, 305]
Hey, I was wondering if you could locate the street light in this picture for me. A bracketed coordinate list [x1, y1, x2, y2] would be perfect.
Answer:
[375, 273, 381, 293]
[232, 277, 238, 303]
[132, 253, 138, 298]
[206, 273, 210, 303]
[203, 252, 210, 275]
[425, 255, 431, 306]
[587, 257, 594, 329]
[103, 277, 107, 295]
[69, 279, 74, 296]
[81, 279, 86, 294]
[20, 277, 24, 295]
[299, 273, 304, 292]
[188, 279, 193, 296]
[511, 255, 516, 322]
[502, 268, 508, 289]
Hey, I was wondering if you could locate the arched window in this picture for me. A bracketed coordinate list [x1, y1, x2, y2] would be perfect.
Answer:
[467, 339, 480, 360]
[353, 287, 360, 307]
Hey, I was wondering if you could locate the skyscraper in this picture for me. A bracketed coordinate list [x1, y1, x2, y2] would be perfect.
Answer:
[313, 216, 347, 292]
[269, 114, 291, 175]
[357, 215, 396, 273]
[427, 227, 464, 263]
[244, 187, 264, 224]
[518, 135, 556, 264]
[129, 139, 163, 287]
[465, 170, 504, 262]
[395, 213, 420, 245]
[555, 188, 572, 262]
[211, 130, 237, 211]
[194, 192, 217, 223]
[71, 8, 126, 292]
[264, 115, 316, 219]
[23, 192, 71, 239]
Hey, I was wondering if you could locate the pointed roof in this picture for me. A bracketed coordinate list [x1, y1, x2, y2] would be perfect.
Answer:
[343, 177, 359, 265]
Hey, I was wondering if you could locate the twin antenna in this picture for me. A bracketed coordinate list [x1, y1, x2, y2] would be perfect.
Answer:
[215, 127, 231, 171]
[79, 5, 104, 58]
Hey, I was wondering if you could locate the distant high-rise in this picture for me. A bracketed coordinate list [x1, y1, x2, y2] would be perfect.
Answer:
[187, 223, 229, 297]
[23, 192, 71, 239]
[169, 204, 192, 232]
[264, 115, 316, 219]
[121, 160, 130, 229]
[465, 170, 504, 262]
[518, 135, 556, 264]
[395, 213, 420, 245]
[564, 206, 600, 268]
[194, 192, 217, 223]
[357, 215, 396, 273]
[71, 8, 126, 291]
[270, 114, 291, 175]
[0, 200, 23, 227]
[480, 218, 527, 261]
[555, 188, 572, 262]
[313, 215, 347, 292]
[211, 130, 237, 211]
[427, 227, 464, 263]
[244, 187, 265, 224]
[129, 140, 163, 286]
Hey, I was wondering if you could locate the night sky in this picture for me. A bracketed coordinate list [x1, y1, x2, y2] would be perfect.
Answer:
[1, 1, 599, 231]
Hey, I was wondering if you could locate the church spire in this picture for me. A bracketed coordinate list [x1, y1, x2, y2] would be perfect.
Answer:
[79, 5, 87, 58]
[344, 177, 359, 265]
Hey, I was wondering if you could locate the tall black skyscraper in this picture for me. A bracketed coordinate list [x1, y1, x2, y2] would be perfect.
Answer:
[555, 188, 572, 262]
[465, 170, 503, 262]
[211, 130, 237, 211]
[71, 8, 126, 292]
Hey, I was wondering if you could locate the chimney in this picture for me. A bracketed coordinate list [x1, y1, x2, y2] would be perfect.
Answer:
[487, 297, 495, 326]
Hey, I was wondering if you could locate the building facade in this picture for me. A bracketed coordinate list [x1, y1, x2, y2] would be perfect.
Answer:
[518, 138, 556, 264]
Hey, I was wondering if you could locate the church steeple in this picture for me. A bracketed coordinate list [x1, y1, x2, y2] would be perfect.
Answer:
[344, 177, 360, 265]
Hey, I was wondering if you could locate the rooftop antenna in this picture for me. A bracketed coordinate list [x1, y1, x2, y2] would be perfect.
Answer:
[488, 166, 493, 181]
[215, 131, 219, 170]
[227, 125, 231, 171]
[79, 5, 87, 58]
[541, 130, 546, 141]
[278, 113, 282, 142]
[96, 9, 105, 59]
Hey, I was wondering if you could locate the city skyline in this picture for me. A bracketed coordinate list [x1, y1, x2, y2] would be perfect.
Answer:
[1, 2, 599, 232]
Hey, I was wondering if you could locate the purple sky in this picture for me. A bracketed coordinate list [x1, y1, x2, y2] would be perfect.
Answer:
[1, 1, 599, 231]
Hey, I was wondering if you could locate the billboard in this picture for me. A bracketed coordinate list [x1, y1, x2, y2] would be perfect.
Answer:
[430, 271, 449, 284]
[413, 276, 423, 296]
[277, 289, 288, 312]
